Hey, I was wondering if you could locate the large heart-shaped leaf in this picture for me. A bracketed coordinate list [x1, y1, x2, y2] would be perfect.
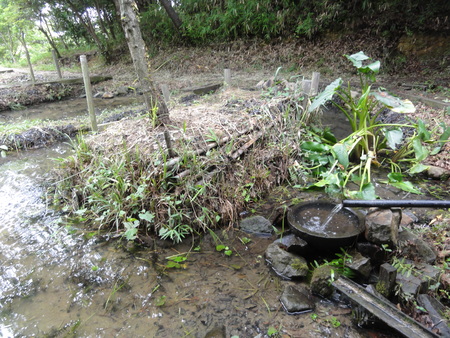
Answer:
[409, 163, 429, 174]
[346, 183, 377, 200]
[412, 138, 429, 161]
[383, 128, 403, 150]
[308, 78, 342, 112]
[371, 91, 415, 113]
[345, 51, 370, 69]
[332, 143, 349, 169]
[301, 141, 329, 153]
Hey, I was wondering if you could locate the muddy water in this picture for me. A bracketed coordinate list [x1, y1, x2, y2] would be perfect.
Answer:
[0, 146, 375, 337]
[0, 95, 144, 123]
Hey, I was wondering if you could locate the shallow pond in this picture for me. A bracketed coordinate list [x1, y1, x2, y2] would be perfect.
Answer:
[0, 145, 393, 337]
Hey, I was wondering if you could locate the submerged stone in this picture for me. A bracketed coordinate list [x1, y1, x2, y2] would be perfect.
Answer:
[240, 215, 272, 235]
[265, 242, 308, 279]
[280, 284, 314, 313]
[204, 325, 226, 338]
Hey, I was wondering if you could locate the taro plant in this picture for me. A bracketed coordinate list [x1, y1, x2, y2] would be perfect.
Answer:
[305, 51, 449, 199]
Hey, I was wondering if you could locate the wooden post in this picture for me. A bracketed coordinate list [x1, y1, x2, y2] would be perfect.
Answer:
[80, 55, 98, 132]
[52, 49, 62, 79]
[160, 84, 170, 104]
[311, 72, 320, 96]
[302, 80, 311, 95]
[224, 68, 231, 86]
[164, 130, 176, 158]
[377, 263, 397, 299]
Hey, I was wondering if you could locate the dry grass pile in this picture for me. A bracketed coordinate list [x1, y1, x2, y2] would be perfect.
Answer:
[53, 87, 308, 243]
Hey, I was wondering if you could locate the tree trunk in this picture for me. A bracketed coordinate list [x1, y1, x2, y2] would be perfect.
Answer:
[39, 15, 62, 58]
[118, 0, 170, 125]
[38, 26, 61, 59]
[18, 31, 35, 85]
[159, 0, 182, 31]
[65, 0, 112, 63]
[94, 0, 111, 40]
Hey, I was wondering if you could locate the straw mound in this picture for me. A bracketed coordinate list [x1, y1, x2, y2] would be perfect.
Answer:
[87, 87, 265, 159]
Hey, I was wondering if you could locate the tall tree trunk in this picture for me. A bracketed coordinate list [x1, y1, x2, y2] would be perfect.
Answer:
[38, 26, 62, 58]
[94, 0, 111, 40]
[65, 0, 112, 62]
[159, 0, 182, 31]
[118, 0, 170, 125]
[18, 31, 35, 85]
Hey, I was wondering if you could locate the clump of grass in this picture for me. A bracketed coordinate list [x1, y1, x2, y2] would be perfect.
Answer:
[52, 99, 311, 243]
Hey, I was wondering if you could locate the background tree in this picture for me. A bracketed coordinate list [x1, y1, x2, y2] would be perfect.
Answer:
[0, 0, 37, 81]
[117, 0, 170, 124]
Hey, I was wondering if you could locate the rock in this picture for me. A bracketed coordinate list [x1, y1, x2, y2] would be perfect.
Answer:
[356, 242, 387, 265]
[426, 165, 450, 180]
[400, 210, 418, 227]
[274, 234, 309, 255]
[102, 92, 115, 99]
[398, 228, 436, 264]
[417, 294, 450, 337]
[204, 325, 226, 338]
[396, 271, 423, 296]
[239, 215, 272, 235]
[191, 83, 222, 95]
[404, 260, 441, 293]
[345, 252, 372, 279]
[310, 265, 336, 298]
[256, 78, 274, 90]
[280, 285, 314, 313]
[365, 208, 401, 247]
[265, 242, 308, 279]
[115, 85, 129, 96]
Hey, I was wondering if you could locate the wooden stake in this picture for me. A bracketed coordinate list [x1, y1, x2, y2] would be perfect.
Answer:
[80, 55, 98, 132]
[311, 72, 320, 96]
[164, 130, 176, 158]
[224, 68, 231, 86]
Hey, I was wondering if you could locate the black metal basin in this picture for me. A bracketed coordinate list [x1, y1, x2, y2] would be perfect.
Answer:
[287, 201, 364, 252]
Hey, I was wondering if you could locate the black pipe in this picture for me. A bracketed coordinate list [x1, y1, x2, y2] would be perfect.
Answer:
[342, 199, 450, 208]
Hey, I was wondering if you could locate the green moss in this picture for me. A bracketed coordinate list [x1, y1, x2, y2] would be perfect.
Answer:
[375, 281, 389, 298]
[291, 258, 308, 272]
[310, 265, 337, 298]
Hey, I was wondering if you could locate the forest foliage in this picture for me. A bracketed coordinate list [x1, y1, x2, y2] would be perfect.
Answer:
[0, 0, 449, 64]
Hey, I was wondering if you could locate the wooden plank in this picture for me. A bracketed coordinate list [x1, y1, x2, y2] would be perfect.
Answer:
[333, 276, 439, 338]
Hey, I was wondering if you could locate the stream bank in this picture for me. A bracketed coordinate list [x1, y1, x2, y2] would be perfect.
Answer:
[1, 44, 450, 336]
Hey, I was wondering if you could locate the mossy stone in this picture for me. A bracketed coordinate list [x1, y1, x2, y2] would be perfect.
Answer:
[310, 265, 337, 298]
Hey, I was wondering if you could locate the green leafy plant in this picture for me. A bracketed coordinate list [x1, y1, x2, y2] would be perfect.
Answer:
[216, 244, 233, 256]
[165, 255, 188, 269]
[305, 51, 447, 198]
[311, 248, 355, 278]
[239, 237, 252, 245]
